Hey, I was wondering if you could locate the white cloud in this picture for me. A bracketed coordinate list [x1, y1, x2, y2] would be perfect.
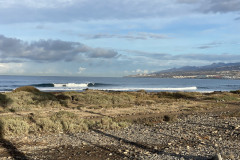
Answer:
[78, 67, 86, 74]
[0, 63, 9, 73]
[135, 69, 149, 74]
[0, 0, 78, 8]
[0, 63, 24, 74]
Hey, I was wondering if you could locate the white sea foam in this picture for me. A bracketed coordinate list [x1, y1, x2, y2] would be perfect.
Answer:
[38, 86, 197, 92]
[97, 86, 197, 91]
[198, 91, 214, 93]
[39, 88, 85, 91]
[53, 83, 89, 88]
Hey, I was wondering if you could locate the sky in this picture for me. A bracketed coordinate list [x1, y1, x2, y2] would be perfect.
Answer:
[0, 0, 240, 77]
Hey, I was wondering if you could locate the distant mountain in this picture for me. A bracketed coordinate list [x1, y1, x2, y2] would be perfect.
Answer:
[128, 62, 240, 79]
[156, 62, 240, 73]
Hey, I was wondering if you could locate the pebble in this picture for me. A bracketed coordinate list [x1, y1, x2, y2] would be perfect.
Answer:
[2, 112, 240, 160]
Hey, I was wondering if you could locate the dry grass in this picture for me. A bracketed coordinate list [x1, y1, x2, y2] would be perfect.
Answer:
[4, 90, 61, 112]
[0, 110, 129, 136]
[204, 92, 240, 102]
[63, 90, 136, 109]
[220, 111, 240, 118]
[0, 117, 30, 136]
[1, 87, 240, 136]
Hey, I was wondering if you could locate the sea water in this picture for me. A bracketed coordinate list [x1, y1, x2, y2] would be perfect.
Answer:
[0, 75, 240, 92]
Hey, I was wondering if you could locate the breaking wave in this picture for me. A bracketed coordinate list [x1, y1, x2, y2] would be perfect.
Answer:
[31, 83, 197, 91]
[32, 83, 110, 88]
[98, 86, 197, 91]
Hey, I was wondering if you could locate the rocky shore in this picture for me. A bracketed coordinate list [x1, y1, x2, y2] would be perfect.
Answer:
[1, 112, 239, 160]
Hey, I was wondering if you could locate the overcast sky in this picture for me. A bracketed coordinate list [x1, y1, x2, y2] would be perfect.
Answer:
[0, 0, 240, 77]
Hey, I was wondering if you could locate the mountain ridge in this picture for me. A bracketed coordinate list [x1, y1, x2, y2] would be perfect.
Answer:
[128, 62, 240, 79]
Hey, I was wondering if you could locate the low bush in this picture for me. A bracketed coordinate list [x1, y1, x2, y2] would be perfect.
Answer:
[230, 90, 240, 94]
[0, 120, 4, 138]
[205, 92, 240, 102]
[13, 86, 40, 93]
[4, 91, 62, 111]
[36, 118, 63, 133]
[0, 117, 30, 136]
[157, 92, 199, 100]
[0, 93, 13, 108]
[94, 117, 128, 130]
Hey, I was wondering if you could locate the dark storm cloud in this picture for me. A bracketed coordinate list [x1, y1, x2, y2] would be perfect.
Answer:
[0, 35, 119, 62]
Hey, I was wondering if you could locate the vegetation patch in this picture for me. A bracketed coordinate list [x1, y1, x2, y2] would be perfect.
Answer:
[4, 91, 61, 111]
[204, 92, 240, 102]
[230, 90, 240, 94]
[0, 93, 13, 108]
[0, 117, 30, 136]
[13, 86, 40, 93]
[0, 110, 130, 136]
[1, 89, 240, 136]
[220, 111, 240, 118]
[157, 92, 200, 100]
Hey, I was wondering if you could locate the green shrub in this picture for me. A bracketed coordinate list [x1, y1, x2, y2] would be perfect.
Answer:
[230, 90, 240, 94]
[50, 111, 89, 133]
[51, 111, 77, 120]
[4, 91, 61, 111]
[205, 92, 240, 102]
[0, 93, 13, 108]
[94, 117, 129, 130]
[0, 120, 4, 138]
[13, 86, 40, 93]
[36, 118, 62, 133]
[157, 92, 198, 99]
[1, 118, 30, 136]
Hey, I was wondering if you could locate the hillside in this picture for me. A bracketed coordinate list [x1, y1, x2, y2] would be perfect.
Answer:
[129, 62, 240, 79]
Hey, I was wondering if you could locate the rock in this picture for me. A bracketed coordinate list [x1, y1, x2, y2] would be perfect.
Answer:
[208, 154, 223, 160]
[144, 151, 150, 155]
[123, 151, 128, 155]
[234, 125, 240, 130]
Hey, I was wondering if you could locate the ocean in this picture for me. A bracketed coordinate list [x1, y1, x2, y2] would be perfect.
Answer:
[0, 75, 240, 92]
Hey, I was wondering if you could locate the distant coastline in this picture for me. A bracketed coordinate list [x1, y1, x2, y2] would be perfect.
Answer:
[127, 62, 240, 80]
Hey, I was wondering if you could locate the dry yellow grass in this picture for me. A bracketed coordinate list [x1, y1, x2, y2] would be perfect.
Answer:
[0, 86, 240, 136]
